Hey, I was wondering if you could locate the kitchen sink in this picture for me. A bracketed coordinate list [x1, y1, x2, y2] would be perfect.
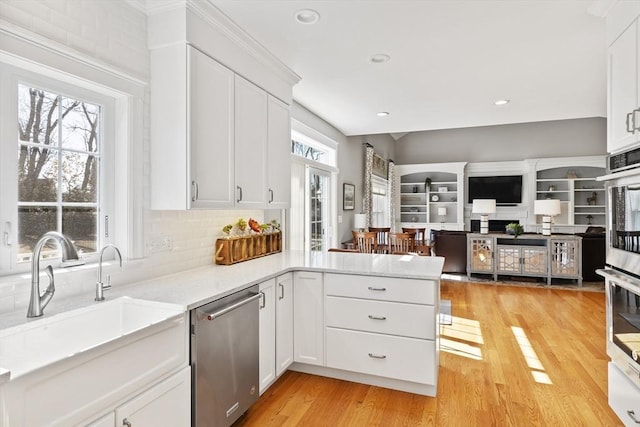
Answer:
[0, 297, 185, 380]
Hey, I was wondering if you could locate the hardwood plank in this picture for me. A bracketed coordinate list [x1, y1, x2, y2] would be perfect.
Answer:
[236, 280, 622, 426]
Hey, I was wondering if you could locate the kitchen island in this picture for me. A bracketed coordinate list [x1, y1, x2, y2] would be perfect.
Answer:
[0, 251, 444, 425]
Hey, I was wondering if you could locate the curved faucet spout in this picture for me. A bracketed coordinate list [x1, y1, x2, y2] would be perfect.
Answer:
[95, 244, 123, 301]
[27, 231, 81, 318]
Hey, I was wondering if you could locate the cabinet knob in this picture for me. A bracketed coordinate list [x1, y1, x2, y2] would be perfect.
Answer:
[122, 418, 132, 427]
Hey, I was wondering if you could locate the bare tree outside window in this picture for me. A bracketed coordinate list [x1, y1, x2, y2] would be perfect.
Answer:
[17, 84, 100, 261]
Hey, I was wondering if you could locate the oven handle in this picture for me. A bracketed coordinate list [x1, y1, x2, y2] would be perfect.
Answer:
[203, 293, 261, 320]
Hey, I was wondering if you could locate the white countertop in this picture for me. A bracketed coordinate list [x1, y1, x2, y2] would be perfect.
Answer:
[0, 250, 444, 333]
[0, 250, 443, 385]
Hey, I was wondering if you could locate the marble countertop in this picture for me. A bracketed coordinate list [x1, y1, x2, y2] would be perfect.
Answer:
[0, 250, 444, 332]
[0, 250, 443, 385]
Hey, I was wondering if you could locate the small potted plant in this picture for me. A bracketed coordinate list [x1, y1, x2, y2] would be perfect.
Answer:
[505, 223, 524, 238]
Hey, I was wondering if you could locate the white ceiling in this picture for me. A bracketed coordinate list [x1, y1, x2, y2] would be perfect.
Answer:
[211, 1, 607, 137]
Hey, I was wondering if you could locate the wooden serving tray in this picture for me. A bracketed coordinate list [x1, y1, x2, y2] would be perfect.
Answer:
[214, 232, 282, 265]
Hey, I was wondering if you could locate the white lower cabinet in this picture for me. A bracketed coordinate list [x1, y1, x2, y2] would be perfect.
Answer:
[326, 328, 436, 385]
[259, 273, 294, 395]
[275, 272, 294, 376]
[609, 362, 640, 426]
[88, 367, 190, 427]
[293, 271, 325, 366]
[322, 273, 439, 392]
[259, 278, 276, 394]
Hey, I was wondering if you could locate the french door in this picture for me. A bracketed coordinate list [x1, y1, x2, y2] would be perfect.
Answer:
[307, 167, 332, 252]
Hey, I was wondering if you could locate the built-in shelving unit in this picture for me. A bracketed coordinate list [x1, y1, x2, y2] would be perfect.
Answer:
[535, 164, 605, 227]
[396, 162, 466, 234]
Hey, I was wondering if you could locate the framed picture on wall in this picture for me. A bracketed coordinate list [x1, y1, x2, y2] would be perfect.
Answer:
[343, 183, 355, 210]
[372, 153, 388, 178]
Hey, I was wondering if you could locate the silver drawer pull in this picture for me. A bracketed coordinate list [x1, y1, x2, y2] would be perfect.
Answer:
[627, 410, 640, 424]
[367, 286, 386, 291]
[368, 353, 387, 359]
[123, 419, 132, 427]
[368, 315, 387, 320]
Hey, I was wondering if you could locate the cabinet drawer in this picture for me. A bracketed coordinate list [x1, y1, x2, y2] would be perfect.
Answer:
[326, 327, 436, 385]
[326, 296, 435, 339]
[325, 273, 435, 305]
[609, 362, 640, 426]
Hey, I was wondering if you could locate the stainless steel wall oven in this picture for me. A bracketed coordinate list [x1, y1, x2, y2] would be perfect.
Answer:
[602, 149, 640, 389]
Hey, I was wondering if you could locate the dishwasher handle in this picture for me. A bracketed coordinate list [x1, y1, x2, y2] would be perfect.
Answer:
[203, 293, 261, 321]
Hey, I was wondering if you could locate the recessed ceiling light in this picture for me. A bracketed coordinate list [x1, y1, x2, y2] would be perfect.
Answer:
[377, 112, 390, 117]
[494, 99, 510, 106]
[295, 9, 320, 24]
[370, 54, 390, 64]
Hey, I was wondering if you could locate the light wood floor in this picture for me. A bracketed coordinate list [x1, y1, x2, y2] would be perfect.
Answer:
[236, 280, 621, 426]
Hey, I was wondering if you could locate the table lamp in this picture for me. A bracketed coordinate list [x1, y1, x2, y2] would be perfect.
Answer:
[472, 199, 496, 234]
[354, 214, 367, 232]
[534, 199, 561, 236]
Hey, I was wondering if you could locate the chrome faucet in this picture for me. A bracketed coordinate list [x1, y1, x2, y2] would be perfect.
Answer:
[27, 231, 82, 318]
[95, 244, 122, 301]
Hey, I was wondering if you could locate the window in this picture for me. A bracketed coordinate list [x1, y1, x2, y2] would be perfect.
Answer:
[1, 64, 116, 273]
[371, 176, 389, 227]
[17, 84, 101, 261]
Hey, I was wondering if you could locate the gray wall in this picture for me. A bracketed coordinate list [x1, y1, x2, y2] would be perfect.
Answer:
[338, 134, 396, 243]
[394, 117, 606, 164]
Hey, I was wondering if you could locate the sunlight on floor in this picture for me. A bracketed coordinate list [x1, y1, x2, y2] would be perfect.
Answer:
[440, 315, 484, 360]
[441, 315, 484, 344]
[512, 326, 553, 385]
[440, 337, 483, 360]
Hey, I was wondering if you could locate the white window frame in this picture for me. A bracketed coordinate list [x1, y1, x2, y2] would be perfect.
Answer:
[1, 65, 115, 271]
[0, 28, 144, 276]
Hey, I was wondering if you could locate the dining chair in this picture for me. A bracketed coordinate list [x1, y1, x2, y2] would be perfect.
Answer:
[352, 231, 378, 253]
[388, 232, 415, 254]
[369, 227, 391, 248]
[402, 227, 426, 242]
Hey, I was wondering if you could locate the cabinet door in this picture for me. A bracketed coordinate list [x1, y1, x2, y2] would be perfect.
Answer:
[521, 247, 547, 275]
[188, 46, 235, 208]
[468, 237, 494, 273]
[293, 271, 325, 366]
[496, 246, 521, 274]
[115, 366, 191, 427]
[266, 95, 292, 209]
[275, 272, 294, 376]
[235, 76, 267, 207]
[608, 20, 639, 154]
[259, 278, 276, 394]
[550, 239, 581, 278]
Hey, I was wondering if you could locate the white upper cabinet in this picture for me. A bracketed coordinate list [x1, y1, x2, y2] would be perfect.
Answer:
[235, 76, 268, 207]
[608, 18, 640, 154]
[189, 46, 235, 209]
[267, 96, 292, 209]
[148, 3, 300, 210]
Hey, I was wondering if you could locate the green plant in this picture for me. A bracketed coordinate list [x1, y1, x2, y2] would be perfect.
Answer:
[506, 223, 524, 237]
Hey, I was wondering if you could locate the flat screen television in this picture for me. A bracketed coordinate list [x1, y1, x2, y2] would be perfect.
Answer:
[468, 175, 522, 205]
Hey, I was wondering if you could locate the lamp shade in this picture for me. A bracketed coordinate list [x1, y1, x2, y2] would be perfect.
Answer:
[534, 199, 561, 216]
[354, 214, 367, 230]
[472, 199, 497, 214]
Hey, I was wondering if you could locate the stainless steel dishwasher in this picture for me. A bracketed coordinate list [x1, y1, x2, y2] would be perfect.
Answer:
[191, 285, 260, 426]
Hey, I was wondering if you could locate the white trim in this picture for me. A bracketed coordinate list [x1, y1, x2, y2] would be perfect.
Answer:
[0, 23, 147, 91]
[292, 119, 339, 151]
[0, 21, 146, 261]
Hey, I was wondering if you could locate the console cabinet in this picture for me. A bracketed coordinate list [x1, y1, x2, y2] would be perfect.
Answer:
[467, 234, 582, 286]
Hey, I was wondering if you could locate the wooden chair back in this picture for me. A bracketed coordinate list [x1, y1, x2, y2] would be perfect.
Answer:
[402, 227, 426, 242]
[369, 227, 391, 247]
[388, 232, 415, 254]
[352, 231, 378, 253]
